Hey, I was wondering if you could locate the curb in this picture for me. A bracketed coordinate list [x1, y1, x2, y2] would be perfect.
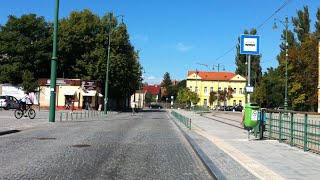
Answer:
[168, 112, 227, 180]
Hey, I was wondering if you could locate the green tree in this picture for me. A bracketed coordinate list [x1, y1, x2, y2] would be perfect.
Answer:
[289, 35, 318, 111]
[162, 72, 172, 88]
[316, 8, 320, 33]
[209, 91, 217, 106]
[161, 72, 173, 101]
[20, 70, 39, 93]
[292, 6, 311, 43]
[265, 68, 284, 108]
[0, 14, 51, 88]
[176, 88, 199, 106]
[106, 14, 141, 105]
[168, 79, 186, 101]
[58, 9, 101, 79]
[220, 86, 234, 106]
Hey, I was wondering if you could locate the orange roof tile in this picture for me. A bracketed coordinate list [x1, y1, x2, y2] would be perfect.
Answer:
[187, 71, 237, 81]
[142, 84, 161, 95]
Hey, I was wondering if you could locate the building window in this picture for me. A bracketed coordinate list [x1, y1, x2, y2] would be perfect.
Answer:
[204, 87, 207, 94]
[233, 100, 236, 106]
[204, 99, 207, 106]
[195, 86, 198, 93]
[189, 86, 192, 91]
[233, 88, 236, 94]
[239, 100, 242, 106]
[218, 87, 221, 92]
[210, 87, 213, 92]
[240, 88, 243, 94]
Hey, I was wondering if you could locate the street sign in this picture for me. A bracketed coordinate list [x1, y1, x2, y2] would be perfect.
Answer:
[246, 86, 254, 93]
[240, 35, 260, 55]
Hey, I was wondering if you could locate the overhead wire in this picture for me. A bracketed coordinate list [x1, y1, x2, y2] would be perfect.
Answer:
[214, 0, 294, 62]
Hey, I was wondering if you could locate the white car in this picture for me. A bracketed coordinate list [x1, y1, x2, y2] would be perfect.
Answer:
[0, 95, 20, 110]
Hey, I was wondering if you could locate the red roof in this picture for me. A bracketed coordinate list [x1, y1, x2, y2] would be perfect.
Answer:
[142, 84, 161, 95]
[187, 71, 236, 81]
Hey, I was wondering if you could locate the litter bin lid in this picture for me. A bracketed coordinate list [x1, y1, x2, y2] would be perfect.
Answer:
[245, 103, 259, 107]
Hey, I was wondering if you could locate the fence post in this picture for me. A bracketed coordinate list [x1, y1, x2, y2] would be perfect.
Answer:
[303, 114, 308, 152]
[269, 112, 272, 139]
[290, 113, 294, 146]
[279, 112, 282, 142]
[60, 112, 62, 122]
[189, 118, 191, 130]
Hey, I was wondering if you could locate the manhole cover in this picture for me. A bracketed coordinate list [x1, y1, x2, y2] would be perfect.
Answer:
[72, 144, 91, 148]
[34, 137, 56, 140]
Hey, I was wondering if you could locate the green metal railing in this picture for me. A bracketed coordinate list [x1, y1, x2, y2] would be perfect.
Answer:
[264, 110, 320, 153]
[191, 105, 210, 113]
[59, 110, 107, 122]
[171, 111, 191, 130]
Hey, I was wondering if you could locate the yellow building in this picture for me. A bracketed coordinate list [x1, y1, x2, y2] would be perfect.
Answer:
[186, 71, 246, 107]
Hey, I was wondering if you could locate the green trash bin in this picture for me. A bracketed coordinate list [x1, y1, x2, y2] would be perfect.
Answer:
[244, 103, 260, 128]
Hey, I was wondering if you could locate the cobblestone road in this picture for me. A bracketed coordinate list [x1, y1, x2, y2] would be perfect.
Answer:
[0, 110, 212, 179]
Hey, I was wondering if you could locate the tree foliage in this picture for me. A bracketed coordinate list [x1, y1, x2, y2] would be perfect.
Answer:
[209, 91, 217, 106]
[251, 5, 319, 111]
[251, 68, 283, 108]
[0, 14, 51, 90]
[176, 88, 199, 105]
[0, 10, 141, 108]
[316, 8, 320, 33]
[220, 86, 234, 105]
[292, 6, 311, 43]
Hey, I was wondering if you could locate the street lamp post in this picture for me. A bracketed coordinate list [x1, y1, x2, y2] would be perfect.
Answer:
[49, 0, 59, 122]
[273, 16, 290, 113]
[213, 64, 225, 109]
[274, 16, 303, 113]
[104, 13, 124, 114]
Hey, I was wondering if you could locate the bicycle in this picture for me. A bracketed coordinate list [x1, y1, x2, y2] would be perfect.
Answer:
[14, 104, 36, 119]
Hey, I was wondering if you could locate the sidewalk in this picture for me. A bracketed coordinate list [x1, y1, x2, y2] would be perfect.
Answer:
[0, 109, 109, 134]
[170, 109, 320, 180]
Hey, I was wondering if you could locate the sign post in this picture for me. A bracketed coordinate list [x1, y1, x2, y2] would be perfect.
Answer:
[240, 34, 260, 103]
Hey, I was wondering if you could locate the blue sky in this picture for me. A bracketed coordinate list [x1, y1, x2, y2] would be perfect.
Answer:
[0, 0, 319, 84]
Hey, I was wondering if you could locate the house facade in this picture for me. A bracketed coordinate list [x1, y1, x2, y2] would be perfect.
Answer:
[186, 71, 246, 107]
[38, 78, 103, 110]
[142, 84, 161, 102]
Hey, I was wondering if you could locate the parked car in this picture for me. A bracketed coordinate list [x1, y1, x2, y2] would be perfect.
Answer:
[234, 105, 243, 112]
[0, 95, 20, 110]
[149, 104, 163, 109]
[275, 107, 285, 110]
[225, 106, 234, 111]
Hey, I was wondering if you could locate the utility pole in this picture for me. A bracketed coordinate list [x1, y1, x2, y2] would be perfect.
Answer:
[213, 64, 225, 108]
[49, 0, 59, 122]
[104, 12, 113, 114]
[247, 55, 251, 103]
[104, 13, 124, 114]
[273, 16, 303, 112]
[318, 36, 320, 112]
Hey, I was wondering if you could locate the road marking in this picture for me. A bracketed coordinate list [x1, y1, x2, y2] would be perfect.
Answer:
[192, 124, 285, 180]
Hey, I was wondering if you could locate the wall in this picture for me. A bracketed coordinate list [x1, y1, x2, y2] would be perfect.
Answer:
[186, 79, 246, 107]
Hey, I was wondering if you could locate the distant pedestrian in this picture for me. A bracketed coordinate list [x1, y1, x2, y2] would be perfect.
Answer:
[131, 102, 136, 115]
[241, 108, 245, 126]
